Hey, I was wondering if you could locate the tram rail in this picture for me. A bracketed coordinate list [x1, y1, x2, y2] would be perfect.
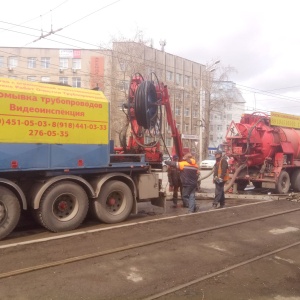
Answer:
[1, 203, 300, 282]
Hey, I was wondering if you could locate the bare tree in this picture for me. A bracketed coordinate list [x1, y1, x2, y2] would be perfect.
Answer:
[102, 30, 153, 147]
[202, 64, 237, 159]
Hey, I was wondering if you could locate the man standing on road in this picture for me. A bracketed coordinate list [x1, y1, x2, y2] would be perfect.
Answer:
[212, 150, 229, 208]
[167, 155, 184, 208]
[165, 153, 199, 213]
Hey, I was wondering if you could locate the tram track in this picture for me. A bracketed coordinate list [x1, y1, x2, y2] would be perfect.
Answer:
[1, 204, 300, 281]
[0, 200, 269, 249]
[144, 240, 300, 300]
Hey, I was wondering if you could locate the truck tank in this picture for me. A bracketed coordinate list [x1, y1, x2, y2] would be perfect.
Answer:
[225, 112, 300, 193]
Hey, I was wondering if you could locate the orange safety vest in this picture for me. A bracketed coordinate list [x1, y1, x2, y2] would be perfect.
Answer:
[178, 159, 199, 171]
[218, 158, 229, 182]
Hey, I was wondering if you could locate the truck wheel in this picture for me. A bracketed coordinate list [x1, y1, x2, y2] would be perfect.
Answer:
[92, 180, 133, 224]
[291, 170, 300, 192]
[0, 187, 21, 240]
[37, 181, 89, 232]
[276, 171, 290, 194]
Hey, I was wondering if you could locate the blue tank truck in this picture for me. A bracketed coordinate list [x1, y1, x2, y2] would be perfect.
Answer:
[0, 73, 185, 240]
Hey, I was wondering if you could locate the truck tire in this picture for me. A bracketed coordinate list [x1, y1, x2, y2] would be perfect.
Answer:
[0, 187, 21, 240]
[92, 180, 133, 224]
[291, 169, 300, 192]
[36, 181, 89, 232]
[276, 171, 290, 194]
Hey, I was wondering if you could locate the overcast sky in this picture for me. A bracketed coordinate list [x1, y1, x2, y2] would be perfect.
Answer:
[1, 0, 300, 115]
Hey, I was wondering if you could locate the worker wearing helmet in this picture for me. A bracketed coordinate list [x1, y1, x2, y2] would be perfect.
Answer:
[212, 150, 229, 208]
[167, 154, 184, 208]
[165, 153, 199, 213]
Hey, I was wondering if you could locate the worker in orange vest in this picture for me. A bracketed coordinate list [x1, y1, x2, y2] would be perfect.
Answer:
[212, 150, 229, 208]
[165, 153, 199, 213]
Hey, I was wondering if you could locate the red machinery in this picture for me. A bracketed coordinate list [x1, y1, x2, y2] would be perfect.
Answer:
[115, 73, 184, 166]
[224, 112, 300, 193]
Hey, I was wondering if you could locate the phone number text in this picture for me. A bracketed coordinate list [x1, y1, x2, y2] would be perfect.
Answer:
[0, 118, 107, 130]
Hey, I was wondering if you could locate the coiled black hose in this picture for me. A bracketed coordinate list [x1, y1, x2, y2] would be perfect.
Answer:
[134, 81, 158, 129]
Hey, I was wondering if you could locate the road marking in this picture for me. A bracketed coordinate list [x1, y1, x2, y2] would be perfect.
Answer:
[206, 243, 227, 252]
[274, 255, 295, 264]
[269, 227, 299, 235]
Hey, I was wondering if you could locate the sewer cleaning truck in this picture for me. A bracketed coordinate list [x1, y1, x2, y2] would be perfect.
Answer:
[0, 74, 184, 240]
[224, 111, 300, 194]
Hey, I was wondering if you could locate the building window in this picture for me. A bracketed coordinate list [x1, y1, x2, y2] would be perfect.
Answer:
[184, 92, 190, 100]
[166, 71, 173, 81]
[27, 57, 36, 68]
[72, 58, 81, 70]
[184, 107, 190, 117]
[119, 80, 129, 91]
[119, 61, 126, 71]
[176, 73, 182, 85]
[184, 75, 190, 86]
[194, 78, 198, 87]
[175, 106, 181, 116]
[210, 135, 213, 141]
[41, 57, 50, 69]
[41, 76, 50, 82]
[72, 77, 81, 87]
[59, 58, 68, 69]
[184, 123, 189, 132]
[27, 76, 37, 81]
[192, 110, 198, 118]
[0, 56, 3, 68]
[59, 77, 68, 85]
[166, 138, 171, 147]
[8, 57, 18, 69]
[166, 123, 171, 133]
[217, 125, 222, 131]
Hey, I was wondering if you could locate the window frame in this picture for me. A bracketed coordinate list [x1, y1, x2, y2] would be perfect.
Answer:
[59, 58, 69, 69]
[72, 77, 81, 88]
[72, 58, 81, 70]
[41, 57, 50, 69]
[27, 57, 36, 68]
[8, 56, 18, 69]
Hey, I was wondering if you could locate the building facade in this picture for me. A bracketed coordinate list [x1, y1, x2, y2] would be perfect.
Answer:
[0, 44, 244, 161]
[208, 81, 246, 152]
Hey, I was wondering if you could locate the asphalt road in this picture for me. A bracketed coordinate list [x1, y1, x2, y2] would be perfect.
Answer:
[2, 169, 300, 299]
[1, 200, 300, 299]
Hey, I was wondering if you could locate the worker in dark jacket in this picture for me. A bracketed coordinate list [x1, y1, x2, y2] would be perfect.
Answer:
[212, 150, 229, 208]
[165, 153, 199, 213]
[167, 155, 184, 208]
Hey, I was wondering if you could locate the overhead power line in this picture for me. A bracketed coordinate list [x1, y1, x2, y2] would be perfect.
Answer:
[0, 0, 68, 35]
[1, 2, 300, 112]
